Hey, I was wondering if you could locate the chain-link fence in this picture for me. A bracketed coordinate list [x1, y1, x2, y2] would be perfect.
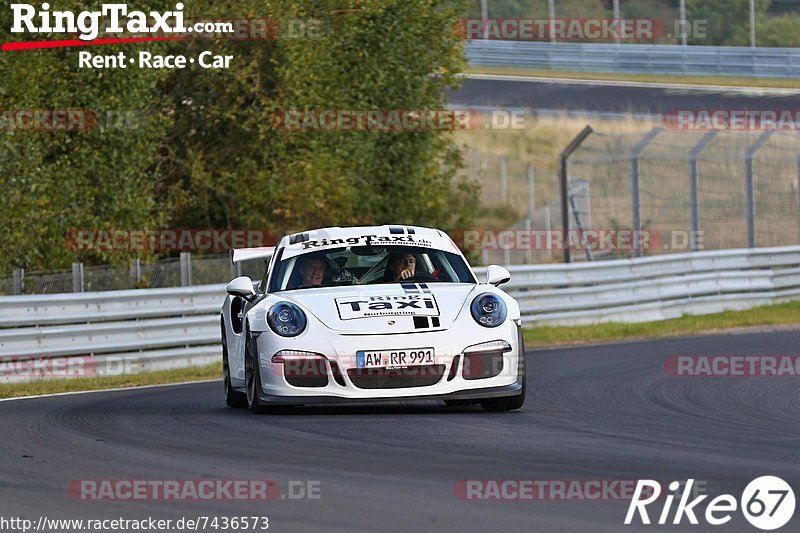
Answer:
[462, 127, 800, 264]
[464, 145, 562, 265]
[0, 253, 269, 296]
[567, 128, 800, 261]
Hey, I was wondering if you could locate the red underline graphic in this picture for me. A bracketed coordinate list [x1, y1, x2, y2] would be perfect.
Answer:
[2, 36, 190, 51]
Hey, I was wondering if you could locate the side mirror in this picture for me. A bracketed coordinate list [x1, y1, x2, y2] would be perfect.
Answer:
[485, 265, 511, 287]
[226, 276, 256, 301]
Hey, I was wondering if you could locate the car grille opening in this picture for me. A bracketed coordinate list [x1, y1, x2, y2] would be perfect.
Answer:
[283, 358, 329, 388]
[347, 365, 446, 389]
[463, 353, 504, 380]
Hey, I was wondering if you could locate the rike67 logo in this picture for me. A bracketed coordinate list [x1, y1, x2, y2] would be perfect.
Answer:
[625, 477, 795, 530]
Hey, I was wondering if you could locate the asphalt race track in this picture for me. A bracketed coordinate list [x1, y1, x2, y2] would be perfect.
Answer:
[450, 76, 800, 115]
[2, 329, 799, 532]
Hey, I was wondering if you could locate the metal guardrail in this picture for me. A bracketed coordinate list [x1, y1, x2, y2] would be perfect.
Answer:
[466, 41, 800, 78]
[497, 246, 800, 324]
[2, 246, 799, 382]
[0, 284, 227, 383]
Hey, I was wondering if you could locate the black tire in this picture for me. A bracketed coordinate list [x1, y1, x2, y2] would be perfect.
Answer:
[479, 345, 526, 412]
[244, 327, 268, 414]
[222, 320, 247, 408]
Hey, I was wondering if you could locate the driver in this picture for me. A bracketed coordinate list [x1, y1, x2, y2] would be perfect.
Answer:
[297, 253, 326, 287]
[386, 252, 416, 281]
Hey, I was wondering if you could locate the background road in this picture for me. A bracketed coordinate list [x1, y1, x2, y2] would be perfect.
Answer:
[2, 329, 799, 532]
[450, 76, 800, 115]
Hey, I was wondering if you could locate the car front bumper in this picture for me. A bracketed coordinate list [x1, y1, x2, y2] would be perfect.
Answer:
[253, 321, 525, 404]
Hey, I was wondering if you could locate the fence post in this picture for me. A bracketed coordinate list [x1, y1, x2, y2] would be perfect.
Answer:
[499, 156, 507, 204]
[13, 268, 24, 295]
[480, 0, 488, 39]
[72, 262, 84, 293]
[544, 203, 552, 260]
[129, 258, 142, 288]
[631, 128, 662, 257]
[527, 163, 535, 264]
[524, 216, 533, 264]
[560, 125, 594, 263]
[744, 131, 774, 248]
[689, 131, 717, 252]
[679, 0, 687, 46]
[180, 252, 192, 286]
[527, 163, 535, 224]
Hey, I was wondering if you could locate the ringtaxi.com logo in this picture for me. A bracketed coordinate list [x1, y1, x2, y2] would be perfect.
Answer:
[625, 477, 795, 530]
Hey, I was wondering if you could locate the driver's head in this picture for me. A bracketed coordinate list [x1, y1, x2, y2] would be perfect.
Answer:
[298, 254, 326, 287]
[388, 253, 416, 281]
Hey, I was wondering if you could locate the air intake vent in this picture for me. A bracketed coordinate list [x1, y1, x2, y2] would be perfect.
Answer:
[347, 365, 445, 389]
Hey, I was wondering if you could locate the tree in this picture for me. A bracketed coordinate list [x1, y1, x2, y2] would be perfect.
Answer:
[686, 0, 770, 45]
[0, 0, 479, 275]
[0, 1, 172, 271]
[159, 0, 478, 238]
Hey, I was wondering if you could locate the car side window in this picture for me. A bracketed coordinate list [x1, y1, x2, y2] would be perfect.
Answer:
[264, 247, 284, 293]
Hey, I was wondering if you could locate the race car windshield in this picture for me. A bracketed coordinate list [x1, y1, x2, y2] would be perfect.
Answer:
[269, 246, 475, 292]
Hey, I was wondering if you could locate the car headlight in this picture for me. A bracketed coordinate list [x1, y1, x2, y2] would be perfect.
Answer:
[266, 302, 307, 337]
[470, 293, 507, 328]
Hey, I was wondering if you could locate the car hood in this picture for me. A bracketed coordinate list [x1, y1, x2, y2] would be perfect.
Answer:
[280, 283, 478, 334]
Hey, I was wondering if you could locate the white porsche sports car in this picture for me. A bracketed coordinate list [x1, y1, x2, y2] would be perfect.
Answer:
[221, 225, 525, 413]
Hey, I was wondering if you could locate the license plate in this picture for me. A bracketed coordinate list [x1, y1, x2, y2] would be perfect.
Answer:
[356, 348, 435, 369]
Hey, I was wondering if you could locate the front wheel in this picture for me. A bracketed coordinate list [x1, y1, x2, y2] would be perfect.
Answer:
[480, 349, 526, 412]
[244, 329, 267, 414]
[222, 321, 246, 408]
[479, 386, 525, 411]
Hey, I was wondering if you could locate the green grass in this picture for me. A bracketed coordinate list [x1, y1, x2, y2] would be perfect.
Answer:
[523, 300, 800, 348]
[467, 66, 800, 89]
[0, 362, 221, 400]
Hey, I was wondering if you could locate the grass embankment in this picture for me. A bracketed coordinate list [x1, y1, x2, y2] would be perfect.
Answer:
[0, 363, 221, 400]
